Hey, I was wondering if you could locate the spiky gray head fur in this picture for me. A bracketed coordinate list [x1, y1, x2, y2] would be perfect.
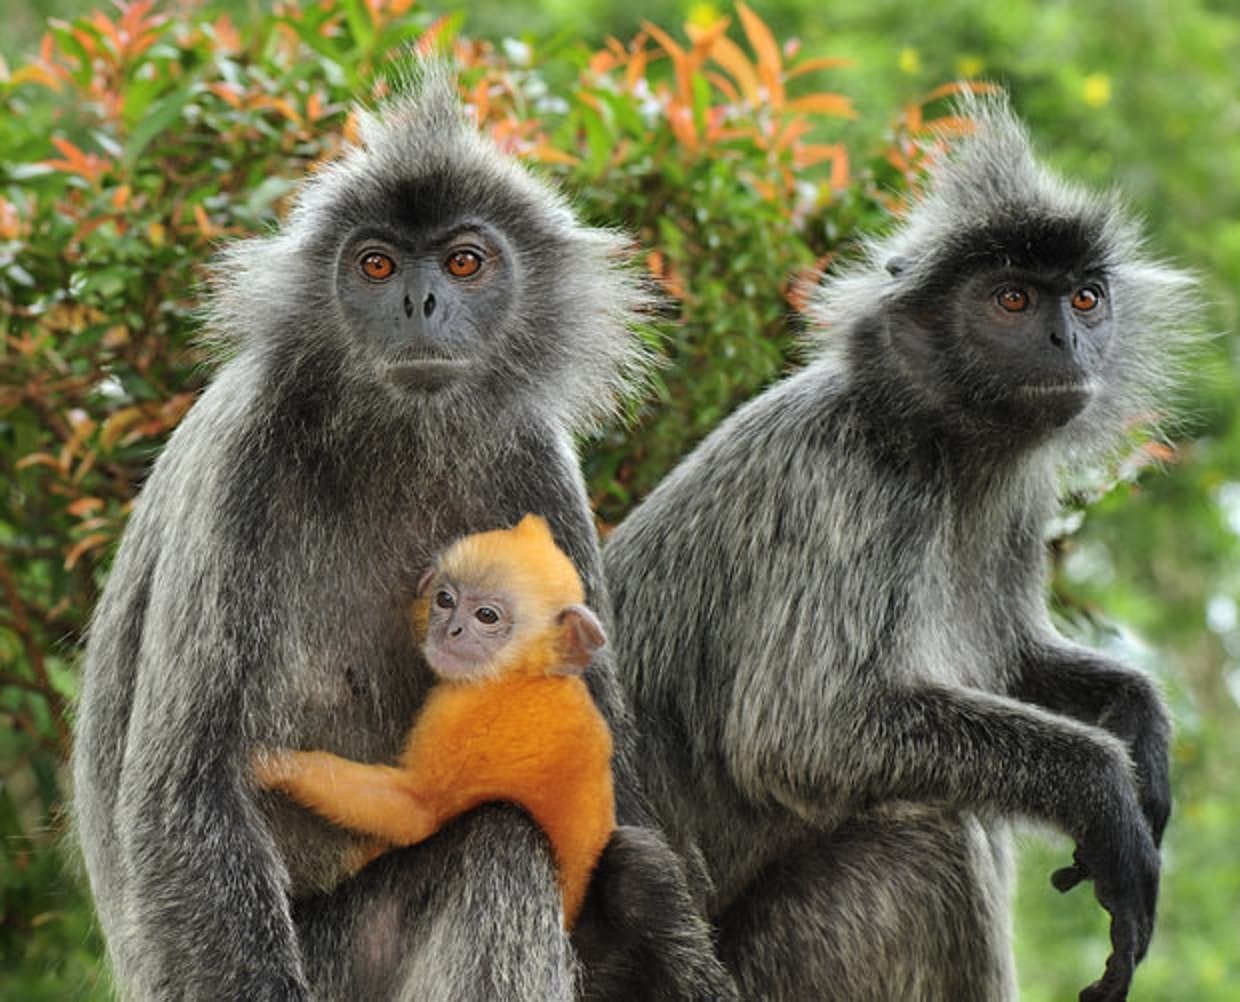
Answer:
[206, 62, 650, 437]
[813, 95, 1200, 467]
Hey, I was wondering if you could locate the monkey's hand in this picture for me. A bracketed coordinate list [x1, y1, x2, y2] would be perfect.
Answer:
[574, 826, 740, 1001]
[1063, 782, 1160, 1002]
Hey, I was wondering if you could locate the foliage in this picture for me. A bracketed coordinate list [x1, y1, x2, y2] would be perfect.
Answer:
[2, 2, 1237, 1000]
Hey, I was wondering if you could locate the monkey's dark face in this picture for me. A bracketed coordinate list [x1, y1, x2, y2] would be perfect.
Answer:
[423, 577, 516, 680]
[956, 268, 1112, 428]
[893, 263, 1114, 434]
[334, 219, 516, 389]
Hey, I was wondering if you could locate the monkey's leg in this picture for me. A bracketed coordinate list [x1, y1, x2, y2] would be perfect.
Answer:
[715, 811, 1016, 1002]
[256, 749, 437, 845]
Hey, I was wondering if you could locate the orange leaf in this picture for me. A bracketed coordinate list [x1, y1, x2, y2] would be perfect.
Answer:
[529, 145, 579, 166]
[773, 117, 813, 150]
[604, 36, 627, 60]
[918, 114, 977, 138]
[921, 80, 1001, 103]
[736, 2, 783, 105]
[192, 203, 214, 238]
[0, 197, 22, 240]
[64, 532, 112, 571]
[703, 70, 740, 105]
[703, 33, 760, 103]
[209, 82, 243, 108]
[212, 14, 242, 54]
[625, 43, 648, 92]
[794, 142, 845, 167]
[684, 17, 730, 62]
[589, 49, 618, 75]
[416, 14, 454, 56]
[794, 143, 850, 190]
[8, 63, 63, 90]
[642, 19, 685, 61]
[643, 20, 692, 106]
[16, 452, 65, 473]
[100, 406, 143, 450]
[666, 100, 699, 152]
[786, 55, 854, 80]
[785, 93, 857, 119]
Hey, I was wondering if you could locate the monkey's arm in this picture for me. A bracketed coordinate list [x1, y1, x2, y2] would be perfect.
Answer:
[1012, 641, 1171, 847]
[728, 681, 1157, 1002]
[255, 749, 437, 845]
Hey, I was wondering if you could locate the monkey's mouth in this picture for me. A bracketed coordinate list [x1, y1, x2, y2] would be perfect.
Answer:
[1016, 379, 1096, 400]
[384, 358, 472, 386]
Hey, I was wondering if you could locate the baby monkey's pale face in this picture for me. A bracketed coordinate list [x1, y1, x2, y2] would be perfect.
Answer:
[423, 578, 516, 680]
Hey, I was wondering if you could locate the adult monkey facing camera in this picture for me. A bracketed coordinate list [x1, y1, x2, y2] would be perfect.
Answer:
[605, 98, 1193, 1002]
[72, 67, 733, 1001]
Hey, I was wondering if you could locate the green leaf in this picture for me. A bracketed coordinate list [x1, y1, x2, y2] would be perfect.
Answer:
[122, 86, 196, 170]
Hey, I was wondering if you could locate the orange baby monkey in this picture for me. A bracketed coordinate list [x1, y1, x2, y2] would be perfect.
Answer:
[254, 514, 615, 927]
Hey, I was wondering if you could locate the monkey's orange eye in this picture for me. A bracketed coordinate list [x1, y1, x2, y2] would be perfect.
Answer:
[1071, 287, 1101, 312]
[475, 607, 499, 625]
[435, 590, 455, 610]
[359, 251, 396, 281]
[445, 249, 482, 279]
[996, 288, 1030, 313]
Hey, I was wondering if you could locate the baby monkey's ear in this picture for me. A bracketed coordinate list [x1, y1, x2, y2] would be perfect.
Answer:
[554, 605, 606, 674]
[416, 567, 436, 596]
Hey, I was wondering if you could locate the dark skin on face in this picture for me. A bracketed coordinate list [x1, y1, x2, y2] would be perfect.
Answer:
[890, 262, 1113, 434]
[334, 221, 512, 385]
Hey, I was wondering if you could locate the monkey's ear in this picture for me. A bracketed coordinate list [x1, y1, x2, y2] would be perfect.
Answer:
[555, 604, 606, 674]
[416, 567, 436, 596]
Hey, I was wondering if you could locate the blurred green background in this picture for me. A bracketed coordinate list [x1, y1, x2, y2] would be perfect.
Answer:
[1, 1, 1237, 999]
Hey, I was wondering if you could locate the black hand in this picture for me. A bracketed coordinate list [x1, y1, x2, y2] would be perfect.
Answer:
[1069, 807, 1159, 1002]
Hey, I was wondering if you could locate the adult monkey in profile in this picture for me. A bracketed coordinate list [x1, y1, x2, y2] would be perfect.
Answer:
[605, 99, 1194, 1002]
[72, 66, 732, 1000]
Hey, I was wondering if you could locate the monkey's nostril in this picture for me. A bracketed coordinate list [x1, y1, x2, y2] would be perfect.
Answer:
[403, 295, 415, 320]
[1049, 329, 1065, 349]
[423, 293, 436, 318]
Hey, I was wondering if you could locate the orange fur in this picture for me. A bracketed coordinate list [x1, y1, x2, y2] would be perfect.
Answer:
[255, 516, 616, 927]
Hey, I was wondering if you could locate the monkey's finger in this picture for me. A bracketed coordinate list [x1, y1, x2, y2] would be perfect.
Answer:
[1079, 911, 1139, 1002]
[1051, 861, 1089, 893]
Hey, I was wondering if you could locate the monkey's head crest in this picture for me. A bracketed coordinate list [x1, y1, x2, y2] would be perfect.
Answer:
[204, 59, 651, 436]
[437, 514, 585, 619]
[810, 91, 1201, 465]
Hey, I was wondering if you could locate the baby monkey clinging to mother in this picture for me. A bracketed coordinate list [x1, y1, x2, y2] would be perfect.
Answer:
[256, 515, 615, 928]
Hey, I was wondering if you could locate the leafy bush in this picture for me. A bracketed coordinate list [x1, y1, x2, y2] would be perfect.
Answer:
[6, 4, 1231, 1000]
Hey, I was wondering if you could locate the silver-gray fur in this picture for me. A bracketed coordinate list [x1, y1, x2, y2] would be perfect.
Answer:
[72, 64, 732, 1001]
[605, 97, 1194, 1002]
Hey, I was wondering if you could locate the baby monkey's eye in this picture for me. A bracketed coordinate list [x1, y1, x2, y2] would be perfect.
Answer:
[475, 607, 499, 625]
[435, 590, 455, 610]
[1071, 287, 1102, 312]
[445, 249, 483, 279]
[359, 251, 396, 281]
[996, 287, 1030, 313]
